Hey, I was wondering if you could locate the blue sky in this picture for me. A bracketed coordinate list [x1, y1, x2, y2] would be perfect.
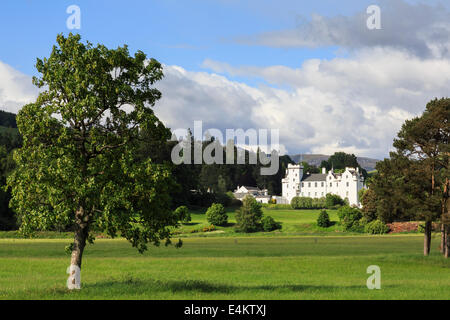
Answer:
[1, 0, 450, 159]
[0, 0, 412, 77]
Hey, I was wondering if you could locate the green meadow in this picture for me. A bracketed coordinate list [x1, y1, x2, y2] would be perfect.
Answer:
[0, 209, 449, 300]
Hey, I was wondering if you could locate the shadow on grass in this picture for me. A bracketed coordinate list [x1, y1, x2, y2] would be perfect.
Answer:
[78, 278, 395, 295]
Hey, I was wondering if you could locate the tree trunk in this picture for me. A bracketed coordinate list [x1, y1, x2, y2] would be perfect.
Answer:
[445, 225, 449, 258]
[424, 220, 432, 256]
[441, 223, 445, 254]
[68, 207, 89, 290]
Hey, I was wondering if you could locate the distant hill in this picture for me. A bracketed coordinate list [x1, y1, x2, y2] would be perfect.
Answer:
[0, 110, 17, 128]
[289, 154, 380, 172]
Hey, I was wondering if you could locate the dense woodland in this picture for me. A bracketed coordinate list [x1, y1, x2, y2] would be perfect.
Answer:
[0, 110, 20, 230]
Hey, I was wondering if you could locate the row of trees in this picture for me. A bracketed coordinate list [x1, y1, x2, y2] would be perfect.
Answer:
[362, 98, 449, 257]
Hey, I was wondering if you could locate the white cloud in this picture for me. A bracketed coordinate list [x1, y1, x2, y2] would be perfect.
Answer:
[157, 48, 450, 160]
[2, 47, 449, 161]
[0, 61, 38, 113]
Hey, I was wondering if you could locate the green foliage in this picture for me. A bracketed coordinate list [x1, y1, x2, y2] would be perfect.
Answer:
[174, 206, 191, 224]
[320, 152, 368, 179]
[317, 210, 331, 228]
[0, 110, 17, 128]
[291, 196, 326, 209]
[360, 188, 378, 222]
[6, 33, 179, 253]
[325, 193, 345, 209]
[206, 203, 228, 226]
[372, 97, 448, 232]
[261, 215, 282, 232]
[364, 220, 390, 234]
[235, 195, 263, 233]
[291, 196, 311, 209]
[261, 203, 292, 210]
[337, 206, 363, 231]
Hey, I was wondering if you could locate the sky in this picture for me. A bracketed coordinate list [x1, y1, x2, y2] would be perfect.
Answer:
[1, 0, 450, 159]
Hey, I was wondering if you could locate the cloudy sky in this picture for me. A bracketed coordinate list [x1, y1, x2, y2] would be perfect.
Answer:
[1, 0, 450, 159]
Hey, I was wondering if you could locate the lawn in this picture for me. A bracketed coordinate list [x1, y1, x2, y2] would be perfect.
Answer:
[174, 208, 344, 236]
[1, 235, 449, 299]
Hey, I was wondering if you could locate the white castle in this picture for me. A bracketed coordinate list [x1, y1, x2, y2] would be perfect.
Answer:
[281, 164, 365, 207]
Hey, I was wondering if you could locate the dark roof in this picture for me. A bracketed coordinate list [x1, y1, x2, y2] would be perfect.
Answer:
[301, 173, 327, 182]
[241, 186, 260, 191]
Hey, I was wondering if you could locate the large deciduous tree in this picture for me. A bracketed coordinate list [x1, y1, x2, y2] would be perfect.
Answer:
[7, 33, 180, 288]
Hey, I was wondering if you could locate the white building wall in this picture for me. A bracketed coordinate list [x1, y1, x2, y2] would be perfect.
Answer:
[282, 166, 365, 207]
[282, 164, 303, 202]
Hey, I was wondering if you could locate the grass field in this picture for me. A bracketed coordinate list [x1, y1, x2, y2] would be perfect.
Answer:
[174, 208, 345, 236]
[0, 209, 448, 300]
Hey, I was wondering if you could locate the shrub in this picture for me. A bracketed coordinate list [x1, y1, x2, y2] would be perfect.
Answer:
[235, 195, 263, 233]
[364, 220, 389, 234]
[174, 206, 191, 224]
[337, 205, 363, 231]
[261, 215, 282, 232]
[317, 210, 331, 228]
[206, 203, 228, 226]
[227, 191, 243, 207]
[292, 196, 326, 209]
[262, 203, 292, 210]
[291, 196, 312, 209]
[312, 197, 326, 209]
[325, 193, 345, 209]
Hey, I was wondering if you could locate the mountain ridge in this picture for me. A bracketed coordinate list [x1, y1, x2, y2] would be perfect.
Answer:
[289, 153, 380, 172]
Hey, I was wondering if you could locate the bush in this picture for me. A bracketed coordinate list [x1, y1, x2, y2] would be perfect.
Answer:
[325, 193, 345, 209]
[312, 197, 326, 209]
[317, 210, 331, 228]
[206, 203, 228, 226]
[337, 205, 363, 231]
[235, 195, 263, 233]
[174, 206, 191, 224]
[364, 219, 389, 234]
[261, 215, 282, 232]
[291, 197, 326, 209]
[261, 203, 292, 210]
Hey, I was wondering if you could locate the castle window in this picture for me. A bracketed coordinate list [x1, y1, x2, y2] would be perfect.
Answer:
[315, 182, 317, 187]
[308, 182, 311, 187]
[321, 182, 324, 187]
[336, 182, 338, 187]
[315, 192, 317, 196]
[346, 182, 349, 187]
[302, 183, 304, 187]
[330, 183, 332, 187]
